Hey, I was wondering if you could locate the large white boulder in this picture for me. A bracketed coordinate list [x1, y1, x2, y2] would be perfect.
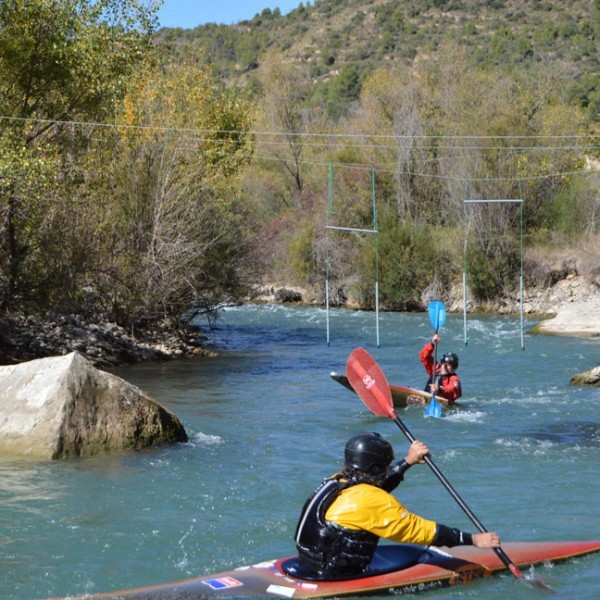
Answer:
[0, 352, 188, 459]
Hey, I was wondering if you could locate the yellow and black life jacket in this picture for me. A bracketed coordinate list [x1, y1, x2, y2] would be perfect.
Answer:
[294, 474, 379, 578]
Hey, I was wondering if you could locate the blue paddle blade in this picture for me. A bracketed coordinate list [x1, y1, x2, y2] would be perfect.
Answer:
[428, 301, 446, 331]
[424, 396, 442, 419]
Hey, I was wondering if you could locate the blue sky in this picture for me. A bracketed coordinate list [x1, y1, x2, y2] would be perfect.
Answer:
[156, 0, 301, 28]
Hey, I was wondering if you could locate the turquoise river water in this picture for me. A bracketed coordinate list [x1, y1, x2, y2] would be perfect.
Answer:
[1, 304, 599, 599]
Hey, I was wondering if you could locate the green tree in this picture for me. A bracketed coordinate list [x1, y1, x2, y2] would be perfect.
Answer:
[376, 219, 440, 310]
[0, 0, 157, 312]
[254, 52, 313, 193]
[86, 60, 255, 325]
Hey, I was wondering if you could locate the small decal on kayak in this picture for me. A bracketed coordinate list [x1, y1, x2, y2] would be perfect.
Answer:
[449, 564, 491, 585]
[253, 560, 277, 569]
[202, 576, 243, 590]
[267, 584, 296, 597]
[281, 578, 318, 590]
[407, 394, 426, 406]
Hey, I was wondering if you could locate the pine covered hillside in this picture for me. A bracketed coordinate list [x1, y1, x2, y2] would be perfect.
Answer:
[151, 0, 599, 312]
[155, 0, 600, 121]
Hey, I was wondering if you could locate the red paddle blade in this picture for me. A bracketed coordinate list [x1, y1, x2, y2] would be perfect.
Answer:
[346, 348, 396, 419]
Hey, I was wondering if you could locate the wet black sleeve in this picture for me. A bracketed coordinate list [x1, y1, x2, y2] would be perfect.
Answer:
[433, 524, 473, 547]
[381, 459, 411, 492]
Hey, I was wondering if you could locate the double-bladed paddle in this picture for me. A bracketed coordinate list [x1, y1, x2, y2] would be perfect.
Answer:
[425, 301, 446, 418]
[346, 347, 530, 581]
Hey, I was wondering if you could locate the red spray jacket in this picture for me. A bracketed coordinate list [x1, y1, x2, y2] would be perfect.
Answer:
[419, 341, 462, 404]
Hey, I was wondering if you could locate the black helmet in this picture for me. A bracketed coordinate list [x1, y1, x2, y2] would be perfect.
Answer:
[441, 352, 459, 369]
[344, 432, 394, 477]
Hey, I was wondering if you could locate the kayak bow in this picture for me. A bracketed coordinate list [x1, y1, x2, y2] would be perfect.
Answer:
[52, 540, 600, 599]
[330, 371, 455, 410]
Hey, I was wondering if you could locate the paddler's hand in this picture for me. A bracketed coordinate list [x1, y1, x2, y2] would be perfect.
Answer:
[404, 440, 429, 465]
[472, 532, 501, 548]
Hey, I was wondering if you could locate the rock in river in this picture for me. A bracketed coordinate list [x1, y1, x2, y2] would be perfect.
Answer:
[570, 365, 600, 387]
[0, 352, 188, 459]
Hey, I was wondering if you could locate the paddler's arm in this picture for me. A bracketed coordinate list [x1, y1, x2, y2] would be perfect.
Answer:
[419, 340, 436, 376]
[432, 525, 500, 549]
[381, 440, 429, 492]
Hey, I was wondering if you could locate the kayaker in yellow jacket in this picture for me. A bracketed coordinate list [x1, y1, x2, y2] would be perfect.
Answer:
[294, 432, 500, 579]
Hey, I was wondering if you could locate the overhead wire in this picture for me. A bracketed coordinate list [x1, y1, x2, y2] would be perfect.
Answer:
[2, 114, 599, 182]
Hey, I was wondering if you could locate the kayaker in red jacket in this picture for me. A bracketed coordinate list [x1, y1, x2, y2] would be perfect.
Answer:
[419, 334, 461, 404]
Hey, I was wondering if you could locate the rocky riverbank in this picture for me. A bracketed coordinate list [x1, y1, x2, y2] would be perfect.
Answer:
[1, 275, 598, 370]
[253, 275, 600, 338]
[468, 275, 600, 338]
[514, 275, 600, 338]
[0, 313, 212, 369]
